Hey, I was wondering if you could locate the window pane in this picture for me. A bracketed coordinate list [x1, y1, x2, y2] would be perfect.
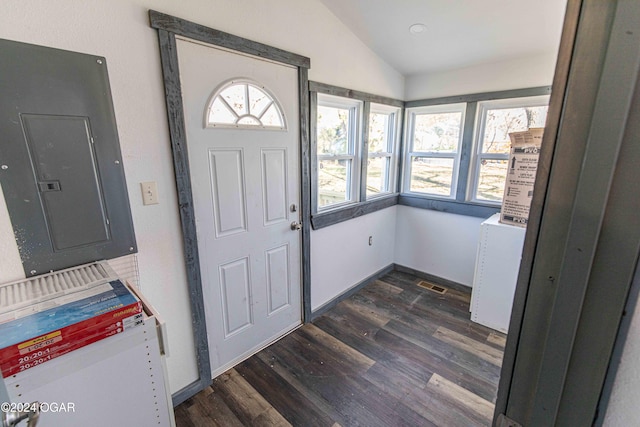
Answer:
[208, 97, 237, 125]
[237, 116, 260, 126]
[481, 106, 548, 153]
[413, 112, 462, 152]
[318, 159, 350, 207]
[317, 106, 350, 155]
[476, 159, 509, 201]
[207, 82, 285, 128]
[366, 156, 390, 196]
[247, 85, 271, 117]
[369, 112, 391, 153]
[220, 84, 247, 116]
[260, 104, 283, 127]
[409, 157, 454, 196]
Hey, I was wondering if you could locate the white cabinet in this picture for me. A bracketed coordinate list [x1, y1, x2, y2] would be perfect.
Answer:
[5, 293, 175, 427]
[470, 213, 526, 333]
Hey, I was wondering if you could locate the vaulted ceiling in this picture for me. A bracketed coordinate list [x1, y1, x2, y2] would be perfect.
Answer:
[318, 0, 567, 76]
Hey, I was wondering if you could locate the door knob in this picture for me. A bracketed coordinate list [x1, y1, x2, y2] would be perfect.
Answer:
[290, 221, 302, 231]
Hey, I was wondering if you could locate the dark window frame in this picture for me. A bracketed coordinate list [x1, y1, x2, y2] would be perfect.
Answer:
[309, 84, 552, 227]
[310, 81, 403, 229]
[400, 86, 551, 218]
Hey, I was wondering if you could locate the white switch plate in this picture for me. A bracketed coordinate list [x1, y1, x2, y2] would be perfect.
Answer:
[140, 181, 159, 205]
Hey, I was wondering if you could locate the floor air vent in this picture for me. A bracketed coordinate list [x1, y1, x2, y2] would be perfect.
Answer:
[417, 280, 448, 295]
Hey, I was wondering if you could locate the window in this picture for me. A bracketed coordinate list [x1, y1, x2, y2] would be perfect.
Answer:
[403, 104, 466, 198]
[205, 79, 286, 129]
[400, 88, 550, 217]
[367, 104, 400, 198]
[311, 83, 549, 223]
[316, 94, 362, 209]
[471, 96, 549, 202]
[310, 82, 403, 226]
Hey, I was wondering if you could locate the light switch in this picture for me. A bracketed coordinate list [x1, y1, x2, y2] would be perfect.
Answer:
[140, 181, 159, 205]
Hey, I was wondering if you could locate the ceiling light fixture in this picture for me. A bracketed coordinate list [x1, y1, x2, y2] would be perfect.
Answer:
[409, 23, 427, 35]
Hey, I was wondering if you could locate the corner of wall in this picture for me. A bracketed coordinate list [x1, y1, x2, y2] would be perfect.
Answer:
[404, 52, 558, 100]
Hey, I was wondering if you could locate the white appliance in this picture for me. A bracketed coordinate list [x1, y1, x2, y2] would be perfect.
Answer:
[470, 213, 526, 333]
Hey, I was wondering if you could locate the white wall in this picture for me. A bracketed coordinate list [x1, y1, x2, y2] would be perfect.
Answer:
[311, 207, 397, 310]
[0, 0, 404, 394]
[394, 206, 484, 286]
[404, 52, 558, 100]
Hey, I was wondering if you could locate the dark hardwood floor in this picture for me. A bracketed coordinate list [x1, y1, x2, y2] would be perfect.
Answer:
[174, 270, 505, 427]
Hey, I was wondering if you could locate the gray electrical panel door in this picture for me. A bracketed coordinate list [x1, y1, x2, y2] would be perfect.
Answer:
[0, 39, 137, 276]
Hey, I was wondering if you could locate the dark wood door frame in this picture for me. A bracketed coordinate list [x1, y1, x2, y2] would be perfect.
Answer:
[495, 0, 640, 425]
[148, 10, 311, 406]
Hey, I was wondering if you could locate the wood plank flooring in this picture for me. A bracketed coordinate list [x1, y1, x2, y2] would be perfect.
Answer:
[174, 270, 505, 427]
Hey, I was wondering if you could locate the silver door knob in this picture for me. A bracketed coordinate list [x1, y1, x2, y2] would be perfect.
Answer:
[290, 221, 302, 231]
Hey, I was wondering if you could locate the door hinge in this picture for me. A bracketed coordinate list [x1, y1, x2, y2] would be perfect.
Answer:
[496, 413, 522, 427]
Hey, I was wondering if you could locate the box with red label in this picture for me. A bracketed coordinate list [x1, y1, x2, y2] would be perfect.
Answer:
[0, 279, 141, 377]
[1, 311, 144, 377]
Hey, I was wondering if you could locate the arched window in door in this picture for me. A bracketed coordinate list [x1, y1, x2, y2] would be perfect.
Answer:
[205, 79, 286, 130]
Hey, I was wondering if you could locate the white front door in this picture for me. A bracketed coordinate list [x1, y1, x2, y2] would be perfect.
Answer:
[176, 37, 302, 377]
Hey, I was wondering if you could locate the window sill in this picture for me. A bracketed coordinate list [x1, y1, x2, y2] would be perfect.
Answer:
[311, 194, 399, 230]
[398, 194, 500, 218]
[310, 193, 499, 230]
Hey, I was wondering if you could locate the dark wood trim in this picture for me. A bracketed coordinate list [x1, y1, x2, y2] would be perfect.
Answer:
[309, 263, 395, 320]
[359, 101, 371, 200]
[150, 11, 312, 403]
[393, 264, 471, 295]
[404, 86, 551, 108]
[172, 378, 206, 407]
[299, 67, 313, 323]
[398, 195, 498, 219]
[311, 194, 398, 230]
[309, 81, 404, 107]
[455, 102, 478, 202]
[309, 91, 319, 216]
[155, 28, 212, 397]
[149, 10, 310, 69]
[395, 107, 406, 194]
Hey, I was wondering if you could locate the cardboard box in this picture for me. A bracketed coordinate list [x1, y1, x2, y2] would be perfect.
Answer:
[0, 279, 142, 376]
[500, 128, 544, 227]
[1, 312, 144, 377]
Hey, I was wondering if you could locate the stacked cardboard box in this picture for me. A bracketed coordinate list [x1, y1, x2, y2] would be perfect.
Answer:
[500, 128, 544, 227]
[0, 279, 142, 377]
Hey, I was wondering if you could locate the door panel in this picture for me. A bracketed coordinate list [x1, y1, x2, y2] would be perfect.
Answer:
[176, 37, 301, 376]
[266, 244, 291, 314]
[208, 149, 248, 237]
[219, 257, 253, 337]
[261, 148, 289, 225]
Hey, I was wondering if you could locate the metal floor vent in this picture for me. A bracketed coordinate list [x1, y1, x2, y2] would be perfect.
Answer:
[0, 261, 118, 321]
[417, 280, 448, 295]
